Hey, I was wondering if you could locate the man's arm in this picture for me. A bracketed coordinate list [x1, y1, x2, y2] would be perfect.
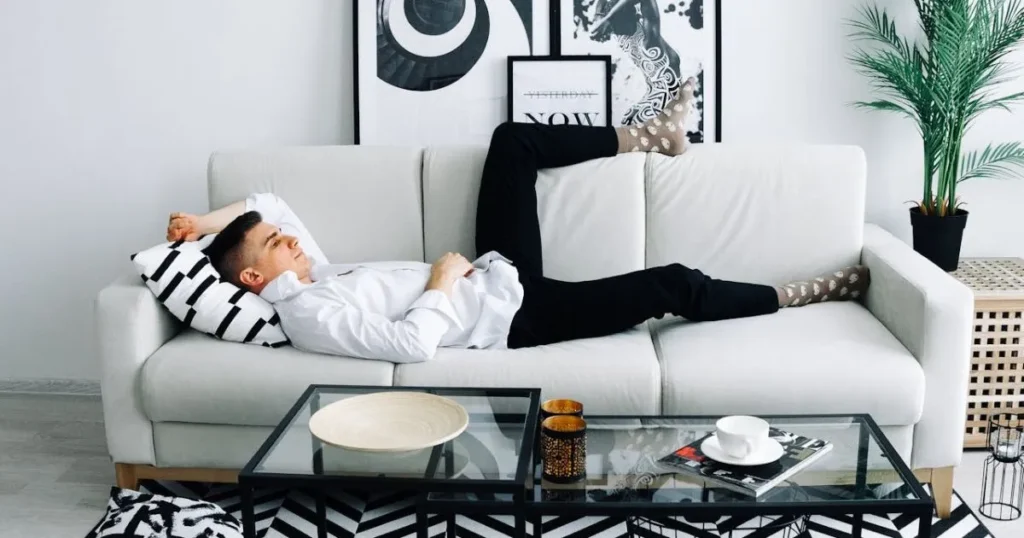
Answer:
[425, 252, 474, 296]
[167, 193, 330, 266]
[284, 252, 473, 363]
[167, 201, 245, 241]
[288, 293, 459, 363]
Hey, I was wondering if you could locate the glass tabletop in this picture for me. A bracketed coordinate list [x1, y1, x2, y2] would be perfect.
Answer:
[428, 414, 928, 511]
[240, 385, 540, 491]
[532, 415, 926, 507]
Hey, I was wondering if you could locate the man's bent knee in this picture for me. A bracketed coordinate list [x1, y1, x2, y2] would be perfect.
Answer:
[490, 121, 530, 147]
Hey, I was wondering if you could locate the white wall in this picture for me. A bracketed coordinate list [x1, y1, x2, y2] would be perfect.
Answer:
[0, 0, 351, 380]
[724, 0, 1024, 254]
[0, 0, 1021, 381]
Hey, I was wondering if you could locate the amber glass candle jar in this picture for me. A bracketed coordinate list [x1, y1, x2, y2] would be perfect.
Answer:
[541, 415, 587, 483]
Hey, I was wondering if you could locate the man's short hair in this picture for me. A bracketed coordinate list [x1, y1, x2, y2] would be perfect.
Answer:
[204, 211, 263, 288]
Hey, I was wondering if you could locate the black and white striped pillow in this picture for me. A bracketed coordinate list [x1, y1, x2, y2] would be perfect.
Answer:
[131, 236, 289, 347]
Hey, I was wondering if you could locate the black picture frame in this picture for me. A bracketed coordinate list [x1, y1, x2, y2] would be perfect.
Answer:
[352, 1, 721, 143]
[353, 0, 360, 144]
[550, 0, 722, 142]
[506, 55, 613, 127]
[354, 0, 552, 145]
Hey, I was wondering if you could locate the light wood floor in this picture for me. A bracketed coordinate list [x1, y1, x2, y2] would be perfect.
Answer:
[1, 392, 1021, 537]
[0, 393, 112, 538]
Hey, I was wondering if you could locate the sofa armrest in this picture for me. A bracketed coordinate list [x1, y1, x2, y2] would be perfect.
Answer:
[861, 224, 974, 470]
[96, 274, 181, 465]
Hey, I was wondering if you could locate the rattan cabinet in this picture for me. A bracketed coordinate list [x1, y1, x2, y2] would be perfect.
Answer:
[951, 258, 1024, 448]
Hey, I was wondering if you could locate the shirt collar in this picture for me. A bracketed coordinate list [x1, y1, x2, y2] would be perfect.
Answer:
[259, 270, 308, 303]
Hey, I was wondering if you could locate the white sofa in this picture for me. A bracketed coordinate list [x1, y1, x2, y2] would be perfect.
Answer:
[97, 144, 973, 516]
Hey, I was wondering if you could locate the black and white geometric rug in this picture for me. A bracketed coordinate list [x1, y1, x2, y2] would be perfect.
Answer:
[139, 481, 994, 538]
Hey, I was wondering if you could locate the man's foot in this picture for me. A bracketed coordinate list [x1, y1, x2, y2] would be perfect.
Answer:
[776, 265, 870, 307]
[616, 78, 696, 156]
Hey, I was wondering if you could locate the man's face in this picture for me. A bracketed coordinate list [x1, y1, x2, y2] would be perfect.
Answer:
[238, 222, 311, 292]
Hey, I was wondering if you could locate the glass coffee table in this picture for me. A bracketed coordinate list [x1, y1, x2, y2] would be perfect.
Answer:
[428, 414, 933, 538]
[243, 388, 932, 538]
[238, 385, 540, 538]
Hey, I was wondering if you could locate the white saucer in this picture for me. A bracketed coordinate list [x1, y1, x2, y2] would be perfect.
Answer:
[700, 436, 785, 466]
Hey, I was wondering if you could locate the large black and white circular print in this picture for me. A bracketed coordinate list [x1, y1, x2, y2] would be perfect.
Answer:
[359, 0, 545, 144]
[376, 0, 535, 91]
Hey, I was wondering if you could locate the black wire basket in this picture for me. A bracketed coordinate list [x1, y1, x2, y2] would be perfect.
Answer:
[979, 413, 1024, 521]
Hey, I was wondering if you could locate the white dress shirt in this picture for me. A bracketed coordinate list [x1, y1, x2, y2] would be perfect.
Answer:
[246, 193, 525, 363]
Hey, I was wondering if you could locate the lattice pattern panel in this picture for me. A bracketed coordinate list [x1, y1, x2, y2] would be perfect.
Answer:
[954, 259, 1024, 448]
[954, 258, 1024, 297]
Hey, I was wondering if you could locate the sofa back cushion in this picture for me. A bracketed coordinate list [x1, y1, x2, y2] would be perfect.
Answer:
[645, 144, 866, 285]
[423, 146, 647, 281]
[208, 146, 425, 263]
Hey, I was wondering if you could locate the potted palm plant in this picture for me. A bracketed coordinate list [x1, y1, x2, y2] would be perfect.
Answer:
[849, 0, 1024, 271]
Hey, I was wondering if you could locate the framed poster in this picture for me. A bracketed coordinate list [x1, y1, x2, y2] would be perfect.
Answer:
[507, 56, 611, 127]
[556, 0, 721, 142]
[355, 0, 551, 145]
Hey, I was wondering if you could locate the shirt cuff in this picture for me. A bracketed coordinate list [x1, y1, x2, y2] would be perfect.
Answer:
[407, 290, 463, 331]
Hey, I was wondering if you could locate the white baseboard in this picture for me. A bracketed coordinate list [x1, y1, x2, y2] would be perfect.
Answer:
[0, 378, 100, 396]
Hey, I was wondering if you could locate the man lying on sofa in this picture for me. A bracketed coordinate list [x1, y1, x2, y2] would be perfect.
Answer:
[167, 81, 869, 364]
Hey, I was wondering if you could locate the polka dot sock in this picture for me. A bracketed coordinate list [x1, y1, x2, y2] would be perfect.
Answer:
[776, 265, 871, 308]
[615, 77, 696, 156]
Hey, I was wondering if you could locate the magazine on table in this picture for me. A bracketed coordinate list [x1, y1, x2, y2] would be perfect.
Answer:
[658, 428, 833, 497]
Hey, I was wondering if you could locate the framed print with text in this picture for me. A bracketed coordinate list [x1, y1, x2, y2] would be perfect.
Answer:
[508, 55, 611, 127]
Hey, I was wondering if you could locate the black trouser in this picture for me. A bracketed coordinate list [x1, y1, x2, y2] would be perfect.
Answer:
[475, 122, 779, 349]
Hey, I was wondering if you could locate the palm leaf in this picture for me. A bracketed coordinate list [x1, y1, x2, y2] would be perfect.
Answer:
[969, 89, 1024, 122]
[965, 1, 1024, 100]
[930, 1, 972, 112]
[848, 5, 916, 58]
[847, 6, 930, 113]
[915, 0, 939, 42]
[986, 0, 1024, 61]
[848, 44, 930, 123]
[959, 142, 1024, 182]
[853, 99, 920, 122]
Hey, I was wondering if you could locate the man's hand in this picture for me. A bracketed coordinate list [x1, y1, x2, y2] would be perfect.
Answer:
[426, 252, 473, 297]
[166, 213, 203, 242]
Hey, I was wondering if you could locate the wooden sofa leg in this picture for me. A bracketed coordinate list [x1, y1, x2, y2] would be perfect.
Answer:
[115, 463, 139, 491]
[931, 466, 954, 519]
[114, 464, 239, 486]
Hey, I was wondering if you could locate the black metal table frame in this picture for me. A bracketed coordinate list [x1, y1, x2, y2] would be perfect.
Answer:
[422, 414, 934, 538]
[241, 391, 933, 538]
[237, 384, 542, 538]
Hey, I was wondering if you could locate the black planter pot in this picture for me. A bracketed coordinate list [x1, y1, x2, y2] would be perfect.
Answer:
[909, 207, 969, 272]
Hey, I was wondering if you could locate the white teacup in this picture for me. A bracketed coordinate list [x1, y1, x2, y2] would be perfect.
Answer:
[715, 415, 770, 459]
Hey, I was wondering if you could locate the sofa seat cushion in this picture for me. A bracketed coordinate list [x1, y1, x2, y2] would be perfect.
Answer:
[141, 331, 394, 426]
[395, 327, 660, 415]
[656, 303, 925, 426]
